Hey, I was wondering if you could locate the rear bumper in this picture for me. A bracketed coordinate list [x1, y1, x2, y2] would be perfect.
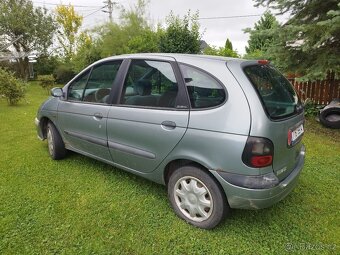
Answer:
[212, 145, 305, 209]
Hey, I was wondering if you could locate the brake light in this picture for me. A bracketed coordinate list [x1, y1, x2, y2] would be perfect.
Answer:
[242, 137, 274, 168]
[287, 130, 292, 146]
[251, 155, 273, 167]
[258, 59, 270, 65]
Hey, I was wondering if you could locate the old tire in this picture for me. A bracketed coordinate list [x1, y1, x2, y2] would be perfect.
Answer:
[168, 165, 229, 229]
[47, 122, 66, 160]
[319, 108, 340, 129]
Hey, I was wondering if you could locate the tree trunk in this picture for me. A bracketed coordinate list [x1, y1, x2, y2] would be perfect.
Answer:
[13, 42, 29, 80]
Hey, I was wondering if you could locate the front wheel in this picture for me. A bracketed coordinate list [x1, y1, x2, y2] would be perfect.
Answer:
[46, 122, 66, 160]
[168, 165, 229, 229]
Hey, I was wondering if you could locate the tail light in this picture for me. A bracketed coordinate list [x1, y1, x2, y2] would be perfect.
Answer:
[287, 130, 292, 146]
[242, 137, 274, 168]
[257, 59, 270, 65]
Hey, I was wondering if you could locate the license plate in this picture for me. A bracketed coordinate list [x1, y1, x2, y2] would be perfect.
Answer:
[291, 124, 304, 143]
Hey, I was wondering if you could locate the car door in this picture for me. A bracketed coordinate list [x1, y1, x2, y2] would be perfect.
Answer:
[57, 60, 122, 162]
[107, 58, 190, 173]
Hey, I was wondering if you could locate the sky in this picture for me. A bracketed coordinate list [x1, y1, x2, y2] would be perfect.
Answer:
[32, 0, 289, 55]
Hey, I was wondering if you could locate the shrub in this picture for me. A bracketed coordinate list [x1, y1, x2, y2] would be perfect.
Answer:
[38, 75, 55, 94]
[35, 55, 60, 76]
[304, 99, 322, 117]
[53, 64, 76, 84]
[0, 68, 27, 105]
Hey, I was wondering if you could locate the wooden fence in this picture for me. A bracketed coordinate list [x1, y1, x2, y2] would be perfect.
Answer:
[287, 72, 339, 105]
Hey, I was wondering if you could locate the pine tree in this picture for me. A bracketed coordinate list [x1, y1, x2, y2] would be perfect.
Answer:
[244, 11, 279, 58]
[254, 0, 340, 79]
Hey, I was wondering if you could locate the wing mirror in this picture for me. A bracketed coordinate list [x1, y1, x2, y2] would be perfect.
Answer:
[51, 87, 64, 97]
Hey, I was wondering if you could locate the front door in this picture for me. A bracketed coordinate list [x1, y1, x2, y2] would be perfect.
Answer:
[58, 60, 122, 162]
[107, 59, 190, 173]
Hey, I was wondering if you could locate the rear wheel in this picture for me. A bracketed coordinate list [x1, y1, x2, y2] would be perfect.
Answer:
[168, 165, 229, 229]
[47, 122, 66, 160]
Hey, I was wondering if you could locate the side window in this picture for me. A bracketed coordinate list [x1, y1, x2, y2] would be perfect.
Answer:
[68, 70, 90, 101]
[180, 64, 226, 108]
[67, 61, 121, 103]
[121, 60, 178, 108]
[83, 61, 122, 103]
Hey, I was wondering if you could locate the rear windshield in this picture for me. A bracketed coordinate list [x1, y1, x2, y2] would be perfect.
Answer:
[244, 65, 301, 119]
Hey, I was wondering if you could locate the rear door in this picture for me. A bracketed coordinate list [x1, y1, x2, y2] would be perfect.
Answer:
[107, 58, 190, 173]
[57, 60, 122, 162]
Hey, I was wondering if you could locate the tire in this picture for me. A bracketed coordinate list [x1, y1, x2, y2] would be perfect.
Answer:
[319, 108, 340, 129]
[168, 165, 229, 229]
[46, 122, 66, 160]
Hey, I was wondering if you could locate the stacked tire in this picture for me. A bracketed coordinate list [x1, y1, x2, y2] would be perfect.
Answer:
[319, 99, 340, 129]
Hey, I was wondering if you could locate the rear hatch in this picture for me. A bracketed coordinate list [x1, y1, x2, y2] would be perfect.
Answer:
[243, 64, 304, 180]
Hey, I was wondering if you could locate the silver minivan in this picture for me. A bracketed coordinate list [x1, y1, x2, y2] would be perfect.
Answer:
[35, 54, 305, 229]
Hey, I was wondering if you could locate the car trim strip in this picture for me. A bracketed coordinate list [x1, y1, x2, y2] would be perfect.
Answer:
[64, 130, 108, 147]
[107, 141, 156, 159]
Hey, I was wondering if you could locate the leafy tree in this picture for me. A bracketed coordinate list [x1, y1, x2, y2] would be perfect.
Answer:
[254, 0, 340, 79]
[53, 64, 76, 84]
[203, 46, 219, 56]
[0, 0, 55, 79]
[72, 33, 101, 72]
[37, 74, 55, 94]
[99, 23, 131, 57]
[203, 38, 239, 57]
[127, 30, 160, 53]
[0, 68, 27, 105]
[34, 54, 60, 75]
[99, 0, 159, 57]
[225, 38, 233, 52]
[159, 11, 202, 53]
[244, 11, 279, 59]
[55, 4, 83, 61]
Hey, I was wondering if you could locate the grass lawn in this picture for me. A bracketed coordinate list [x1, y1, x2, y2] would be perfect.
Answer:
[0, 82, 339, 254]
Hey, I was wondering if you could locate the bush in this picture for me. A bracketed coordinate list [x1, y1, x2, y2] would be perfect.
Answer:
[0, 68, 27, 105]
[53, 64, 76, 84]
[304, 99, 322, 117]
[38, 75, 55, 94]
[35, 55, 60, 75]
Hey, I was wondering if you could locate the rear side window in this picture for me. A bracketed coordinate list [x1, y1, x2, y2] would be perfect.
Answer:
[179, 64, 226, 109]
[120, 60, 178, 108]
[244, 65, 301, 119]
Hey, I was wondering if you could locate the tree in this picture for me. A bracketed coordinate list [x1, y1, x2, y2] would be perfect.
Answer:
[244, 11, 279, 59]
[254, 0, 340, 79]
[72, 33, 101, 72]
[34, 54, 60, 75]
[55, 4, 83, 61]
[127, 30, 160, 53]
[0, 0, 55, 79]
[203, 38, 239, 58]
[159, 11, 202, 53]
[99, 0, 159, 57]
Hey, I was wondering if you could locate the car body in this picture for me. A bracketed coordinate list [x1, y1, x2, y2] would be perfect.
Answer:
[35, 54, 305, 229]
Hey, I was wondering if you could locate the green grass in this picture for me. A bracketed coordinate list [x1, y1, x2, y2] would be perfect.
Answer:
[0, 83, 339, 254]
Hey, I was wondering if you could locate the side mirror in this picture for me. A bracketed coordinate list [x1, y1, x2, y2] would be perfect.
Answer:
[51, 87, 63, 97]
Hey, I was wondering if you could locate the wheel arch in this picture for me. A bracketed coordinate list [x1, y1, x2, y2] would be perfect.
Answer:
[39, 116, 61, 139]
[163, 158, 222, 190]
[39, 116, 50, 139]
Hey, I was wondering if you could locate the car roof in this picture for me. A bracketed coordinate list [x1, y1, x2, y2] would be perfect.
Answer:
[98, 53, 248, 64]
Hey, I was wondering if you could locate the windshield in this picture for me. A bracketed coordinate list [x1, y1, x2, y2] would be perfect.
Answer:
[244, 65, 301, 119]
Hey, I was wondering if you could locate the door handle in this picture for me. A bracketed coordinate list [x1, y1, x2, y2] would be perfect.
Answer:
[94, 113, 103, 119]
[161, 121, 176, 129]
